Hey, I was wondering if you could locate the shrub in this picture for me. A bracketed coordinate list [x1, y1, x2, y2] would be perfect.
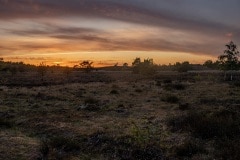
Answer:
[49, 136, 80, 152]
[167, 109, 240, 139]
[110, 89, 119, 94]
[39, 139, 49, 159]
[0, 118, 12, 128]
[135, 89, 143, 93]
[178, 103, 190, 110]
[163, 79, 172, 84]
[164, 83, 186, 91]
[162, 94, 179, 103]
[84, 97, 99, 105]
[215, 138, 240, 160]
[175, 138, 205, 158]
[155, 81, 161, 86]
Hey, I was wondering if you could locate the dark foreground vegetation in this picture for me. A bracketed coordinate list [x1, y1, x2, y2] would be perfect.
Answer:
[1, 65, 240, 159]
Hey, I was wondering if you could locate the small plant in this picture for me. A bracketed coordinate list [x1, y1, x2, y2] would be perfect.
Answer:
[110, 89, 119, 94]
[179, 103, 190, 110]
[155, 81, 161, 86]
[130, 123, 151, 147]
[39, 139, 49, 160]
[162, 94, 179, 103]
[49, 136, 80, 152]
[135, 89, 143, 93]
[164, 83, 186, 91]
[163, 79, 172, 84]
[175, 138, 205, 158]
[0, 118, 12, 128]
[84, 97, 99, 105]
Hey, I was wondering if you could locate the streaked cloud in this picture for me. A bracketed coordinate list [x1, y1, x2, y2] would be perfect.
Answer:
[0, 0, 239, 65]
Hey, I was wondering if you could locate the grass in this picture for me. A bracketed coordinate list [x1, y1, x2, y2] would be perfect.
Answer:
[1, 71, 240, 159]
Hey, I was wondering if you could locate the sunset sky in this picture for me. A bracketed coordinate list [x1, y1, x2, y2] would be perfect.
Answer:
[0, 0, 240, 67]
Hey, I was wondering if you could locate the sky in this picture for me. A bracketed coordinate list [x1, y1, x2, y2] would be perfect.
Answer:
[0, 0, 239, 67]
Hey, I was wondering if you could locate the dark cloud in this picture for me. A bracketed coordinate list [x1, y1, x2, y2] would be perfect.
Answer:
[1, 0, 239, 36]
[1, 0, 240, 58]
[6, 26, 102, 37]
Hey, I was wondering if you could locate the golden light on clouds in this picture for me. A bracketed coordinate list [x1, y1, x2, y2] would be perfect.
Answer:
[2, 51, 216, 67]
[0, 0, 239, 66]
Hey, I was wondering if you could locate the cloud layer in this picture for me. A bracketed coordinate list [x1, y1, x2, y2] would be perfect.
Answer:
[0, 0, 240, 64]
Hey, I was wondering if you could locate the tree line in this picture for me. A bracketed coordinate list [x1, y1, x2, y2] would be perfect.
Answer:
[0, 41, 239, 76]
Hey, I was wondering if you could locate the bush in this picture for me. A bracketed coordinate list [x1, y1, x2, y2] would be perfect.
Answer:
[49, 136, 80, 152]
[175, 138, 205, 158]
[84, 97, 99, 105]
[135, 89, 143, 93]
[178, 103, 190, 110]
[164, 83, 186, 91]
[163, 79, 172, 84]
[162, 94, 179, 103]
[167, 109, 240, 139]
[215, 138, 240, 160]
[110, 89, 119, 94]
[0, 118, 12, 128]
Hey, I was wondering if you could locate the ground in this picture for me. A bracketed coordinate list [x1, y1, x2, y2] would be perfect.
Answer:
[0, 71, 240, 159]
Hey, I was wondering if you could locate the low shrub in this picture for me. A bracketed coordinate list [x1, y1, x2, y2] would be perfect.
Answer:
[49, 136, 80, 152]
[162, 94, 179, 103]
[84, 97, 99, 105]
[167, 109, 240, 139]
[215, 138, 240, 160]
[164, 83, 186, 91]
[163, 79, 172, 84]
[0, 118, 12, 128]
[178, 103, 190, 110]
[110, 89, 119, 94]
[135, 89, 143, 93]
[175, 138, 205, 158]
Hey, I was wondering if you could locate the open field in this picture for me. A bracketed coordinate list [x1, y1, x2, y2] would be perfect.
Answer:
[1, 71, 240, 159]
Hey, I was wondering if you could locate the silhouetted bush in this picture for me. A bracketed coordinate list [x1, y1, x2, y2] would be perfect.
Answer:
[174, 61, 192, 72]
[132, 58, 157, 75]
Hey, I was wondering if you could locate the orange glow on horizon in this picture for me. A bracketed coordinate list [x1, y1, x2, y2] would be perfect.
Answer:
[2, 51, 216, 67]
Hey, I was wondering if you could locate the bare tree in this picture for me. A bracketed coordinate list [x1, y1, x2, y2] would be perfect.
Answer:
[80, 61, 94, 73]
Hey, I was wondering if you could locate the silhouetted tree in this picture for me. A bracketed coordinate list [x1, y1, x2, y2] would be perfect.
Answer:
[218, 41, 239, 80]
[203, 60, 220, 69]
[204, 60, 214, 68]
[123, 63, 128, 67]
[132, 57, 157, 75]
[174, 61, 192, 72]
[80, 60, 94, 73]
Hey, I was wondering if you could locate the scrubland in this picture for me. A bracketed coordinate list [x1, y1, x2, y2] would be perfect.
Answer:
[1, 71, 240, 160]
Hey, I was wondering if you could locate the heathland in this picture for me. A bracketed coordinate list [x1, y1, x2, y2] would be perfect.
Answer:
[1, 64, 240, 159]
